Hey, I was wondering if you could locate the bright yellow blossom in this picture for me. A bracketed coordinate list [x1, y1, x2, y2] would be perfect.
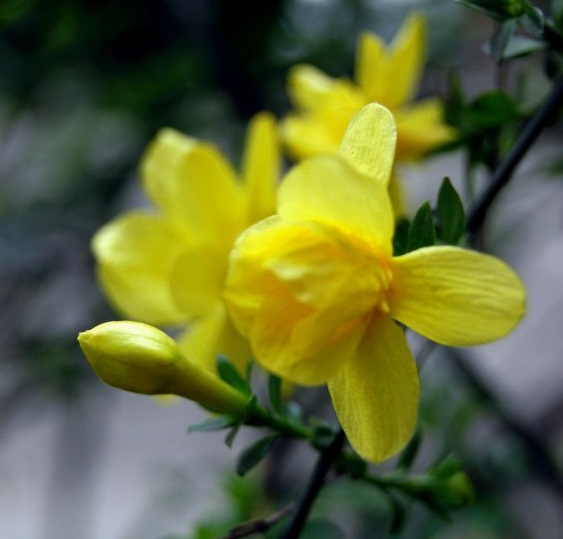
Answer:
[93, 113, 280, 372]
[224, 104, 525, 463]
[280, 13, 453, 213]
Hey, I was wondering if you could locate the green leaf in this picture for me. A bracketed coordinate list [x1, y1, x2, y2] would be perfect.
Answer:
[520, 5, 545, 38]
[216, 355, 251, 395]
[468, 91, 521, 131]
[188, 415, 238, 433]
[455, 0, 527, 21]
[236, 434, 279, 476]
[387, 494, 407, 534]
[406, 202, 436, 252]
[490, 19, 517, 63]
[437, 178, 466, 245]
[225, 422, 242, 448]
[267, 373, 283, 414]
[502, 35, 545, 59]
[554, 0, 563, 31]
[392, 218, 411, 256]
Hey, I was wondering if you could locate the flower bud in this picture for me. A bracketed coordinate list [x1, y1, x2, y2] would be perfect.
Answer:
[78, 321, 248, 416]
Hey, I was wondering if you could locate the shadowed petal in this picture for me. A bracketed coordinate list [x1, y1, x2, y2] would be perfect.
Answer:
[328, 313, 420, 462]
[389, 246, 526, 345]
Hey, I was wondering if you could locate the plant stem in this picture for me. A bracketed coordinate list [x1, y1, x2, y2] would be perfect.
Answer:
[466, 76, 563, 240]
[281, 429, 346, 539]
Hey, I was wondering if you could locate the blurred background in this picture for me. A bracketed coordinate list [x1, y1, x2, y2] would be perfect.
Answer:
[1, 0, 563, 538]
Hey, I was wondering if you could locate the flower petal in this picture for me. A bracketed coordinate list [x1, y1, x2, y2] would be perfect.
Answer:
[395, 98, 454, 160]
[177, 303, 249, 373]
[389, 246, 526, 345]
[278, 155, 394, 253]
[286, 64, 355, 111]
[92, 211, 187, 325]
[328, 313, 420, 462]
[357, 14, 425, 109]
[168, 242, 230, 319]
[140, 128, 244, 240]
[241, 112, 280, 223]
[251, 290, 368, 386]
[338, 103, 397, 185]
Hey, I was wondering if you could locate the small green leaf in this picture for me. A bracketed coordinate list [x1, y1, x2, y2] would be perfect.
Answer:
[502, 35, 545, 59]
[520, 5, 544, 38]
[406, 202, 436, 252]
[468, 91, 521, 130]
[490, 19, 517, 63]
[392, 218, 411, 256]
[267, 373, 283, 414]
[236, 434, 279, 476]
[188, 415, 238, 433]
[217, 355, 251, 395]
[225, 422, 242, 448]
[437, 178, 466, 245]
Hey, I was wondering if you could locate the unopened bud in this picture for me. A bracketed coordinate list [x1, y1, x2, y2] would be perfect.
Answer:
[78, 321, 248, 416]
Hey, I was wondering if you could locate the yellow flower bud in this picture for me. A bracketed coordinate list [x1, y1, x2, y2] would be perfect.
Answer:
[78, 321, 248, 416]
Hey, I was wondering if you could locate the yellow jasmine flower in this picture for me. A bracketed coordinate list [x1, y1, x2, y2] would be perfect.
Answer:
[224, 104, 525, 463]
[78, 321, 249, 415]
[280, 13, 453, 213]
[93, 113, 280, 372]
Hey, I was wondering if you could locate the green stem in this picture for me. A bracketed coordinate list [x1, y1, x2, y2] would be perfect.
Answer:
[281, 429, 346, 539]
[245, 402, 311, 440]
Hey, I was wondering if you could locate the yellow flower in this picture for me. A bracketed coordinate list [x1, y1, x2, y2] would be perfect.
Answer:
[224, 104, 525, 463]
[78, 321, 248, 416]
[280, 13, 453, 213]
[92, 113, 280, 372]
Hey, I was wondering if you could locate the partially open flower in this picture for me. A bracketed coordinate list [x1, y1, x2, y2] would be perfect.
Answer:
[78, 321, 248, 416]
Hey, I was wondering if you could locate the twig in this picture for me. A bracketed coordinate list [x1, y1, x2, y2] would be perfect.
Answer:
[466, 76, 563, 240]
[217, 504, 294, 539]
[281, 429, 346, 539]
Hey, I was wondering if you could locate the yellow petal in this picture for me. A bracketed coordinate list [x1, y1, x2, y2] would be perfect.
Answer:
[389, 246, 526, 346]
[385, 13, 426, 109]
[177, 303, 250, 373]
[251, 289, 368, 386]
[92, 211, 187, 325]
[338, 103, 397, 184]
[355, 14, 425, 108]
[395, 98, 454, 160]
[328, 313, 420, 462]
[278, 155, 394, 253]
[286, 64, 346, 111]
[241, 112, 279, 223]
[224, 219, 375, 386]
[140, 128, 244, 239]
[168, 242, 230, 319]
[355, 31, 386, 103]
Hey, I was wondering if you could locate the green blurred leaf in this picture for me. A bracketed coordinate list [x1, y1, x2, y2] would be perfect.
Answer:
[217, 355, 251, 395]
[520, 5, 545, 38]
[437, 178, 466, 245]
[396, 428, 422, 471]
[267, 373, 283, 414]
[502, 35, 545, 59]
[188, 415, 238, 433]
[393, 217, 411, 256]
[455, 0, 528, 20]
[225, 423, 242, 448]
[490, 19, 517, 63]
[236, 434, 279, 476]
[407, 202, 436, 252]
[387, 494, 407, 534]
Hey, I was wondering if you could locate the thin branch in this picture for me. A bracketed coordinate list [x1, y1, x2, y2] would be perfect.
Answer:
[466, 76, 563, 240]
[281, 429, 346, 539]
[217, 504, 294, 539]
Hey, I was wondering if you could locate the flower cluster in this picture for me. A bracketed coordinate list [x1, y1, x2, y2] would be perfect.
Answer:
[80, 15, 525, 463]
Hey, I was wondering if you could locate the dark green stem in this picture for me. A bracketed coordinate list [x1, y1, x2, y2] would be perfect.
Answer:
[466, 76, 563, 240]
[281, 429, 346, 539]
